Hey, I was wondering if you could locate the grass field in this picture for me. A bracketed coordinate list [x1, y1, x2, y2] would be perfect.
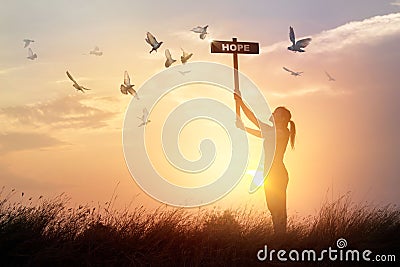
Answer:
[0, 188, 398, 266]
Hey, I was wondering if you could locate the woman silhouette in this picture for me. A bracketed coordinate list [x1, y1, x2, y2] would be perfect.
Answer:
[234, 93, 296, 234]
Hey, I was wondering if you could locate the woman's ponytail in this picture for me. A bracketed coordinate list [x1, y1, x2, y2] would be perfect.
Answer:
[289, 120, 296, 149]
[273, 106, 296, 149]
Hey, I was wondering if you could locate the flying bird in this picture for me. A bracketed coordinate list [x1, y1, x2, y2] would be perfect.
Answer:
[145, 32, 163, 53]
[287, 26, 312, 52]
[180, 48, 193, 64]
[164, 49, 176, 68]
[191, 25, 208, 39]
[89, 46, 103, 56]
[138, 108, 151, 127]
[27, 48, 37, 60]
[283, 67, 303, 76]
[325, 71, 336, 81]
[66, 71, 91, 93]
[23, 39, 34, 48]
[120, 71, 139, 99]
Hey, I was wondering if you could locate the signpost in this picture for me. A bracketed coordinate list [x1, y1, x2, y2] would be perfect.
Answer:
[211, 38, 259, 121]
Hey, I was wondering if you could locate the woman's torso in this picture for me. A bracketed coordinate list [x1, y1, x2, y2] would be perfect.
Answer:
[262, 125, 290, 180]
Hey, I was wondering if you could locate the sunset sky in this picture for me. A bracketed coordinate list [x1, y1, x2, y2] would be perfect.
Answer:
[1, 0, 400, 215]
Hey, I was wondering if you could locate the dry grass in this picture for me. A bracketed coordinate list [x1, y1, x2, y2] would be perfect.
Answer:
[0, 188, 398, 266]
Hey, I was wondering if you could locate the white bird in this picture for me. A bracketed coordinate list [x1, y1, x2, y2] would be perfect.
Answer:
[145, 32, 163, 53]
[164, 49, 176, 68]
[89, 46, 103, 56]
[180, 48, 193, 64]
[283, 67, 303, 76]
[27, 48, 37, 60]
[287, 26, 312, 52]
[66, 71, 91, 93]
[138, 108, 151, 127]
[191, 25, 208, 39]
[120, 71, 139, 99]
[325, 71, 336, 81]
[23, 39, 34, 48]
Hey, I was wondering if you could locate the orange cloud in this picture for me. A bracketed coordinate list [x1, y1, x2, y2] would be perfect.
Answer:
[1, 95, 117, 129]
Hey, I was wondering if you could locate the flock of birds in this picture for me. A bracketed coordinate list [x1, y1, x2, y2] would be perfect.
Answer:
[22, 25, 335, 126]
[284, 26, 336, 81]
[144, 27, 201, 68]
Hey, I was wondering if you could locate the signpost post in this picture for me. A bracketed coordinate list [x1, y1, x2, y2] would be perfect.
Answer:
[211, 38, 259, 121]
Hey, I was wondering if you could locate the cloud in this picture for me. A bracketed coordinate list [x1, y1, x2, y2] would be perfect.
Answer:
[391, 1, 400, 6]
[269, 87, 350, 98]
[0, 66, 26, 75]
[262, 13, 400, 54]
[0, 132, 67, 154]
[170, 29, 202, 43]
[1, 95, 117, 129]
[270, 87, 322, 98]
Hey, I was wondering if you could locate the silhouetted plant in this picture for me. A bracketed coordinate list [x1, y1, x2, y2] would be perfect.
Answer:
[0, 188, 398, 266]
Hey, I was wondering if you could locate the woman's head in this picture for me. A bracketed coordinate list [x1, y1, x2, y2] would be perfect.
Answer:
[271, 106, 296, 149]
[273, 106, 292, 126]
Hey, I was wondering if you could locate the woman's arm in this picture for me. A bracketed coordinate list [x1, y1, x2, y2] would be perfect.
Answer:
[234, 93, 260, 129]
[235, 118, 262, 138]
[244, 127, 262, 138]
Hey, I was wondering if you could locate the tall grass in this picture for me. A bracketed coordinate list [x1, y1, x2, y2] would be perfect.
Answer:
[0, 188, 398, 266]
